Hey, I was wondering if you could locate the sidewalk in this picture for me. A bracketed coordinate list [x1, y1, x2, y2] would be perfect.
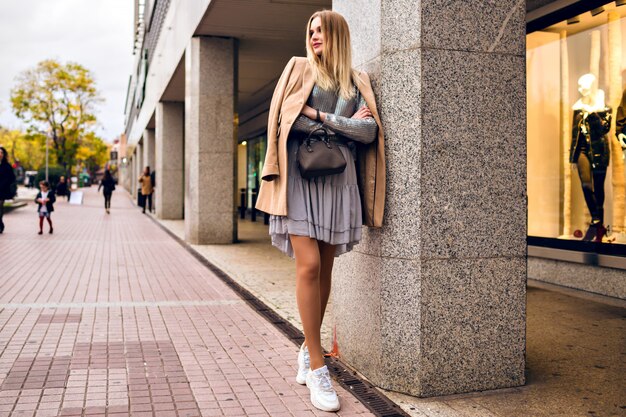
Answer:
[150, 201, 626, 417]
[0, 187, 374, 417]
[154, 217, 335, 350]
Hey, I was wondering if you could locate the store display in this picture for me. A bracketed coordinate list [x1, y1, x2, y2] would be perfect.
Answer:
[526, 4, 626, 247]
[570, 74, 612, 241]
[617, 89, 626, 148]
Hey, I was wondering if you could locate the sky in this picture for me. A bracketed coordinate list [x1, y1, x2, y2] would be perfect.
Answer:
[0, 0, 134, 142]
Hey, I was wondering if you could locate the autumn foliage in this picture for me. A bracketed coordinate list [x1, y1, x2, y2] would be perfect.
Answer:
[9, 59, 108, 175]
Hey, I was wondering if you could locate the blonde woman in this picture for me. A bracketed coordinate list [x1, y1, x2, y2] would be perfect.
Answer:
[256, 10, 385, 412]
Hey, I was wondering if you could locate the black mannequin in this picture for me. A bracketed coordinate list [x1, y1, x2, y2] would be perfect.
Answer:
[616, 88, 626, 147]
[570, 109, 611, 241]
[569, 74, 612, 242]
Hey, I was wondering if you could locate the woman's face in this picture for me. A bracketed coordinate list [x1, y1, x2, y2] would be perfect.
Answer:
[309, 16, 323, 57]
[0, 149, 4, 160]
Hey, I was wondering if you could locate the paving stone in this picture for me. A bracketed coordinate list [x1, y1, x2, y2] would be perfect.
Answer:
[0, 187, 373, 416]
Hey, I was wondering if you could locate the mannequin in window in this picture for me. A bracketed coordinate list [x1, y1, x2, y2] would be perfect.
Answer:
[616, 88, 626, 148]
[570, 73, 611, 242]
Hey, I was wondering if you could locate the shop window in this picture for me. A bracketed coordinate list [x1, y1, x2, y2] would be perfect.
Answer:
[247, 136, 265, 209]
[527, 2, 626, 247]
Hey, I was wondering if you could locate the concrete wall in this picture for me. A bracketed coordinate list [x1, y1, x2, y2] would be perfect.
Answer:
[128, 0, 212, 146]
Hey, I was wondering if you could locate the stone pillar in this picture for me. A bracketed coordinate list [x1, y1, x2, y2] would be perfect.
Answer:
[135, 142, 143, 199]
[143, 129, 156, 172]
[129, 157, 135, 196]
[125, 160, 131, 195]
[156, 102, 185, 219]
[184, 36, 237, 244]
[143, 129, 156, 211]
[332, 0, 527, 397]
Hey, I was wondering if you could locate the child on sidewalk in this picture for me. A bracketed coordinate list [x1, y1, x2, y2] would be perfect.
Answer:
[35, 181, 56, 235]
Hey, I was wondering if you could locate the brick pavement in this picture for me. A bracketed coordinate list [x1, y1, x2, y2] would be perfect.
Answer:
[154, 218, 334, 349]
[0, 187, 375, 417]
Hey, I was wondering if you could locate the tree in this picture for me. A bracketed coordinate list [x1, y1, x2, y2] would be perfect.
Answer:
[76, 132, 110, 175]
[10, 59, 104, 174]
[0, 127, 48, 170]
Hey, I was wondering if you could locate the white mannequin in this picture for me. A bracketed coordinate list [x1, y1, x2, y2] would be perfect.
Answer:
[572, 73, 606, 112]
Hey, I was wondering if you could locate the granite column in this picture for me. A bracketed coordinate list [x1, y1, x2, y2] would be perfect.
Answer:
[129, 156, 135, 197]
[184, 36, 237, 244]
[143, 129, 155, 173]
[333, 0, 527, 397]
[156, 102, 185, 219]
[135, 141, 143, 199]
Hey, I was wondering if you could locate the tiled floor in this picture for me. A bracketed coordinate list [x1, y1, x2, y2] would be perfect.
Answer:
[0, 188, 374, 417]
[154, 202, 626, 417]
[155, 217, 335, 349]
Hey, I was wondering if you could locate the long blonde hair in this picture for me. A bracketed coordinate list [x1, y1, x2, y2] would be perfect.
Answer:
[305, 10, 360, 100]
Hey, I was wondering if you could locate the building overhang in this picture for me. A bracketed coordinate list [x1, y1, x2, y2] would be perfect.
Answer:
[129, 0, 330, 146]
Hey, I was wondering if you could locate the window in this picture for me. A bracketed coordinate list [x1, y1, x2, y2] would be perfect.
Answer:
[527, 2, 626, 246]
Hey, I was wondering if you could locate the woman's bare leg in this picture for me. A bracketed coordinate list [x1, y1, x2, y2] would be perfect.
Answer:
[290, 234, 325, 371]
[317, 241, 336, 325]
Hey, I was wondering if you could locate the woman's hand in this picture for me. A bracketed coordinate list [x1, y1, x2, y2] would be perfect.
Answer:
[352, 106, 372, 119]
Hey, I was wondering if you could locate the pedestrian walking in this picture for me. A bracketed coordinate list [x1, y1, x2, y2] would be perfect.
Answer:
[138, 166, 153, 213]
[35, 181, 56, 235]
[256, 10, 385, 412]
[98, 169, 116, 214]
[56, 175, 69, 201]
[0, 146, 17, 234]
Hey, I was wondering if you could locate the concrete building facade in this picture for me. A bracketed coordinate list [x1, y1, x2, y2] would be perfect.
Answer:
[123, 0, 626, 398]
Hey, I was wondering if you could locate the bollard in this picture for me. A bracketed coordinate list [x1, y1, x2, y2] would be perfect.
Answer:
[251, 188, 258, 222]
[240, 188, 246, 219]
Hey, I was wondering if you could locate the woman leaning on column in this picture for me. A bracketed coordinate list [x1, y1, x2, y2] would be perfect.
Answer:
[256, 9, 386, 412]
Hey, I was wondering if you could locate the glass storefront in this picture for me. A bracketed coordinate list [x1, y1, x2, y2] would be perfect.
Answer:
[237, 134, 267, 218]
[527, 2, 626, 248]
[246, 135, 267, 210]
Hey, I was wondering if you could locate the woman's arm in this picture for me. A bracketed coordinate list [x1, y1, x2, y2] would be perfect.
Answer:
[301, 96, 378, 144]
[323, 96, 377, 144]
[291, 115, 327, 135]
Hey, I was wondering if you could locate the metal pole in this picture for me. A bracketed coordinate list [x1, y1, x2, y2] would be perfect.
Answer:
[45, 131, 49, 182]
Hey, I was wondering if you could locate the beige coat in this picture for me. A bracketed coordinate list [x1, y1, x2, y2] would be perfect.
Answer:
[139, 174, 153, 196]
[255, 57, 386, 227]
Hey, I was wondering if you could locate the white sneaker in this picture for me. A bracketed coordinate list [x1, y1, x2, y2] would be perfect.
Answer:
[296, 344, 310, 385]
[306, 365, 340, 412]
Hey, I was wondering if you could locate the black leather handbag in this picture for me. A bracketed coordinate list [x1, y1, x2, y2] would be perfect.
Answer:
[297, 127, 347, 179]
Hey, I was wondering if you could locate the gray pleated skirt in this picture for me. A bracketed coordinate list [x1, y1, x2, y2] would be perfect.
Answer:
[269, 138, 362, 258]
